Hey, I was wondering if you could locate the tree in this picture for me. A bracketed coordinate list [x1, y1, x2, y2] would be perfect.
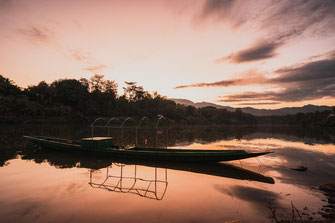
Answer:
[89, 74, 104, 92]
[50, 79, 89, 116]
[88, 74, 118, 96]
[0, 74, 21, 96]
[123, 81, 148, 102]
[0, 74, 26, 116]
[104, 80, 118, 96]
[79, 78, 89, 91]
[24, 81, 52, 105]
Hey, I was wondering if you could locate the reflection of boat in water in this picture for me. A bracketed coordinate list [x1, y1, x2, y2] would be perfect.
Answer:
[141, 160, 274, 184]
[88, 162, 273, 201]
[21, 148, 274, 200]
[89, 164, 168, 200]
[24, 136, 272, 162]
[21, 147, 274, 185]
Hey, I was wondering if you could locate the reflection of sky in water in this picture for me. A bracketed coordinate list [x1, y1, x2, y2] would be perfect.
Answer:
[0, 136, 334, 222]
[179, 138, 335, 186]
[214, 184, 282, 209]
[172, 137, 335, 221]
[176, 138, 335, 154]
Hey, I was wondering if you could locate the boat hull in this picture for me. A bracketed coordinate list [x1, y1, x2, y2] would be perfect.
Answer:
[23, 136, 272, 162]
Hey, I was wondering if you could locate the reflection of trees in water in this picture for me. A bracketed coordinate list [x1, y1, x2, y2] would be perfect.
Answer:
[247, 126, 335, 145]
[0, 124, 89, 167]
[0, 133, 25, 166]
[0, 124, 334, 167]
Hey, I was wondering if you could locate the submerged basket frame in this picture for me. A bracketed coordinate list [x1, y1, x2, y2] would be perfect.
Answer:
[89, 164, 168, 200]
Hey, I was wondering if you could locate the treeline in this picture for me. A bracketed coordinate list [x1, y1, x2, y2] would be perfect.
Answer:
[259, 110, 335, 127]
[0, 74, 257, 125]
[1, 74, 334, 126]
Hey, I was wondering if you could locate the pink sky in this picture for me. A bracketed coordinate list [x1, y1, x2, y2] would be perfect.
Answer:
[1, 0, 335, 108]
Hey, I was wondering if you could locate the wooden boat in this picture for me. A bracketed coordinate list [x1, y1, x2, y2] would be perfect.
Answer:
[20, 146, 274, 184]
[23, 136, 272, 162]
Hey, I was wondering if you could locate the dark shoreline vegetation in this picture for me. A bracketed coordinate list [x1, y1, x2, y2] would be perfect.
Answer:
[1, 74, 335, 127]
[1, 124, 334, 167]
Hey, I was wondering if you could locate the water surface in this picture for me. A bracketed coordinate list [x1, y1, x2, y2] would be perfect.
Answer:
[0, 125, 334, 222]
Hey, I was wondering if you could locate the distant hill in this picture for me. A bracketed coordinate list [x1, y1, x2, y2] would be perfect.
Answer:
[170, 99, 235, 111]
[169, 98, 333, 116]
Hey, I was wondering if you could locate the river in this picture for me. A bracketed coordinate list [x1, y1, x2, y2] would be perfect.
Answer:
[0, 124, 334, 222]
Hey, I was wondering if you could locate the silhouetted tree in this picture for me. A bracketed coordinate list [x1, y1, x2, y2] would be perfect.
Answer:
[89, 74, 104, 92]
[0, 75, 28, 116]
[123, 81, 149, 102]
[50, 79, 89, 117]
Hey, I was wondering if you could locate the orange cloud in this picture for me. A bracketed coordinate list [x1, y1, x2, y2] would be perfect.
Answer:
[81, 65, 106, 72]
[174, 71, 266, 89]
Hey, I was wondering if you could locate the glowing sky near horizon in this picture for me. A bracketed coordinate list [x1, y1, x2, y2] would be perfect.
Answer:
[1, 0, 335, 108]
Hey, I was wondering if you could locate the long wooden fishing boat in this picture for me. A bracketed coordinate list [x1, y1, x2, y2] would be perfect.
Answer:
[23, 136, 272, 162]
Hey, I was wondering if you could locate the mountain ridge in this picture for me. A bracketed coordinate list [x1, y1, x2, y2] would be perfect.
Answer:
[169, 98, 333, 116]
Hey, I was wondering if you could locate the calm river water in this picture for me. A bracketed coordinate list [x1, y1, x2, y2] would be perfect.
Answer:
[0, 124, 334, 223]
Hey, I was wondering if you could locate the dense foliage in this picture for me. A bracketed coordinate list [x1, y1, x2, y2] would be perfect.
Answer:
[0, 74, 257, 125]
[258, 110, 335, 127]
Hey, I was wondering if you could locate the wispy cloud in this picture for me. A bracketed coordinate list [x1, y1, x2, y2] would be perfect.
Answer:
[17, 25, 107, 74]
[271, 59, 335, 84]
[218, 52, 335, 102]
[82, 65, 106, 72]
[205, 0, 335, 63]
[71, 50, 94, 64]
[18, 25, 54, 43]
[195, 0, 247, 28]
[0, 0, 12, 9]
[215, 41, 279, 63]
[218, 91, 280, 102]
[199, 0, 335, 36]
[174, 79, 237, 89]
[177, 50, 335, 103]
[236, 102, 280, 106]
[217, 91, 276, 102]
[174, 71, 266, 89]
[71, 49, 107, 73]
[260, 0, 335, 38]
[218, 85, 335, 103]
[201, 0, 234, 19]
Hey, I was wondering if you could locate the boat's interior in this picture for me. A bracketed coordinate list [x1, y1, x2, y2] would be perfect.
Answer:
[35, 136, 81, 145]
[31, 136, 250, 153]
[130, 147, 249, 153]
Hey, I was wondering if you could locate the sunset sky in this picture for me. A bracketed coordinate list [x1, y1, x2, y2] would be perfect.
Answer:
[1, 0, 335, 108]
